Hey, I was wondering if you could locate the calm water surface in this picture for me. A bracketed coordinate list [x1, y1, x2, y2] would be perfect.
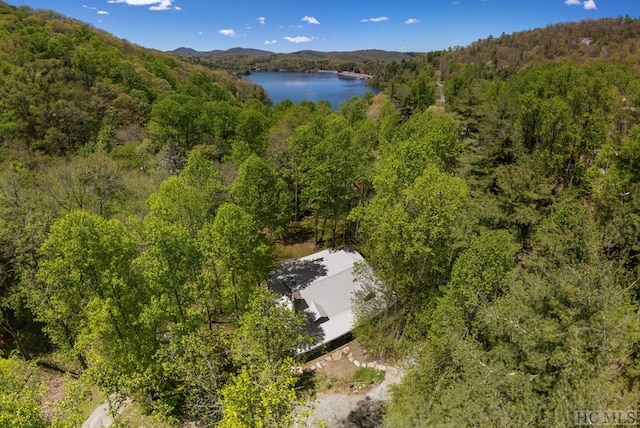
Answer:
[244, 72, 380, 108]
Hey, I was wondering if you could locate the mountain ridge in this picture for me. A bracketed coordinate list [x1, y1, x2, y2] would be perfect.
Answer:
[167, 47, 419, 61]
[167, 47, 420, 74]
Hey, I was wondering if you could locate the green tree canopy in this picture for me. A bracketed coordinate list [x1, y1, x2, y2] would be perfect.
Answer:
[232, 287, 312, 366]
[230, 154, 289, 235]
[198, 203, 273, 317]
[33, 210, 145, 371]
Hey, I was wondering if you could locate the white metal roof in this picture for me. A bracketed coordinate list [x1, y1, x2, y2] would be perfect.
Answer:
[269, 248, 365, 351]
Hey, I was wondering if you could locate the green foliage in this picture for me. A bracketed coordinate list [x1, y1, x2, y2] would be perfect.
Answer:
[135, 216, 202, 328]
[33, 211, 141, 366]
[219, 360, 299, 428]
[300, 113, 369, 245]
[0, 357, 47, 428]
[510, 63, 615, 184]
[41, 154, 124, 217]
[385, 217, 639, 427]
[159, 327, 231, 426]
[588, 126, 640, 267]
[232, 287, 312, 366]
[148, 149, 222, 236]
[492, 158, 555, 240]
[531, 202, 600, 268]
[198, 203, 274, 316]
[235, 107, 270, 156]
[351, 367, 385, 384]
[360, 164, 468, 307]
[264, 102, 317, 221]
[230, 154, 289, 235]
[444, 229, 517, 337]
[202, 100, 239, 153]
[3, 7, 640, 427]
[0, 2, 256, 156]
[338, 95, 371, 126]
[410, 69, 437, 111]
[0, 161, 55, 358]
[374, 111, 462, 199]
[355, 161, 468, 354]
[150, 93, 205, 150]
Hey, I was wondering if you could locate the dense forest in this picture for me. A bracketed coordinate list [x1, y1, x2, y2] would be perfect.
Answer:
[168, 47, 418, 75]
[1, 1, 640, 426]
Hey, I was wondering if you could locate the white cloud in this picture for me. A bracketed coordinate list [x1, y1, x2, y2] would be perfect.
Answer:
[361, 16, 389, 23]
[405, 18, 419, 24]
[218, 29, 237, 37]
[284, 36, 312, 43]
[150, 1, 172, 11]
[264, 40, 277, 45]
[107, 0, 179, 11]
[82, 5, 97, 10]
[565, 0, 596, 9]
[108, 0, 161, 4]
[97, 10, 109, 14]
[256, 16, 266, 26]
[302, 16, 320, 25]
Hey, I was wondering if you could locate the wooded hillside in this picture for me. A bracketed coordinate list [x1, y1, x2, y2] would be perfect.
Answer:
[1, 2, 639, 426]
[169, 47, 418, 75]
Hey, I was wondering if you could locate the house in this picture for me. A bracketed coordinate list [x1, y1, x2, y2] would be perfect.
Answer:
[268, 248, 367, 352]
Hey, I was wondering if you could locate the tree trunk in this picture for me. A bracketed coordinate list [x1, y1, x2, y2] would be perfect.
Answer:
[0, 318, 29, 360]
[314, 215, 319, 245]
[320, 217, 327, 243]
[232, 272, 239, 320]
[332, 216, 338, 248]
[211, 263, 224, 317]
[294, 178, 299, 222]
[173, 287, 186, 323]
[354, 183, 366, 242]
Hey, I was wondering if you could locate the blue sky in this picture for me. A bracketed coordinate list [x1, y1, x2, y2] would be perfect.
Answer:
[5, 1, 640, 53]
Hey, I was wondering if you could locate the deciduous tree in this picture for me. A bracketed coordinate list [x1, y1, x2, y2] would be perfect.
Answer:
[230, 154, 289, 236]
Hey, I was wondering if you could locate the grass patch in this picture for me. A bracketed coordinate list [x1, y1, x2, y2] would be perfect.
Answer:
[117, 405, 174, 428]
[77, 386, 105, 418]
[275, 240, 317, 262]
[312, 373, 342, 392]
[350, 367, 385, 384]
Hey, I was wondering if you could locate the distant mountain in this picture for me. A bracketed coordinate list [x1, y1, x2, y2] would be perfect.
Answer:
[167, 47, 418, 74]
[169, 47, 275, 58]
[0, 2, 265, 155]
[168, 47, 416, 62]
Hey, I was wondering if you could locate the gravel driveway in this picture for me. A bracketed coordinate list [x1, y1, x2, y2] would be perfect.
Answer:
[299, 366, 405, 427]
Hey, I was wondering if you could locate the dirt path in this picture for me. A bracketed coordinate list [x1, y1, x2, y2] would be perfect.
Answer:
[436, 81, 446, 105]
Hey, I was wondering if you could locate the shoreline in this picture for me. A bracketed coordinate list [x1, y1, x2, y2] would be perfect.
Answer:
[317, 69, 373, 79]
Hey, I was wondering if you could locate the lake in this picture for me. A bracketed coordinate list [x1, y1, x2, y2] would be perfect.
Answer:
[244, 71, 380, 108]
